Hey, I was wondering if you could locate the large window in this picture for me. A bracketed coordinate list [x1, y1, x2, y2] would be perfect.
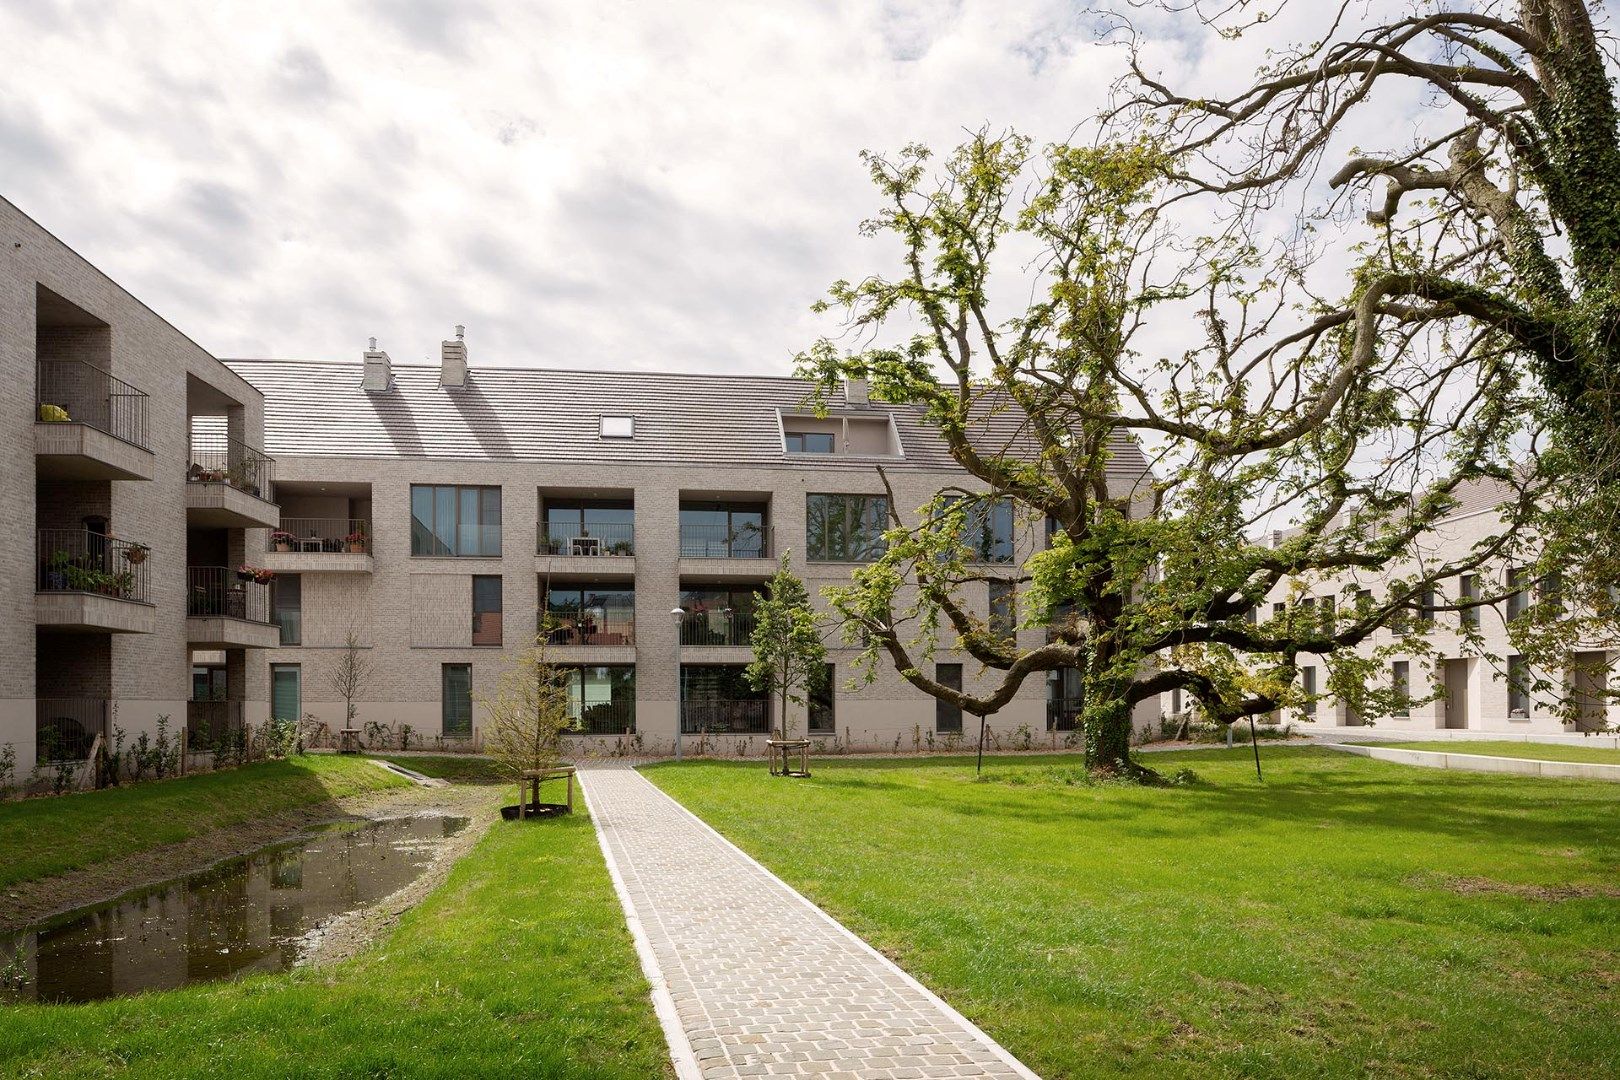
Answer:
[806, 493, 889, 562]
[411, 484, 501, 557]
[1507, 654, 1530, 715]
[679, 501, 767, 558]
[1459, 574, 1479, 628]
[560, 665, 636, 735]
[1507, 566, 1531, 620]
[273, 574, 301, 646]
[680, 665, 769, 734]
[473, 575, 502, 646]
[943, 496, 1015, 563]
[442, 664, 473, 735]
[785, 431, 835, 454]
[809, 663, 835, 734]
[936, 662, 963, 733]
[1047, 668, 1083, 731]
[989, 580, 1016, 640]
[679, 586, 762, 646]
[1392, 661, 1411, 717]
[544, 585, 635, 646]
[1301, 666, 1318, 714]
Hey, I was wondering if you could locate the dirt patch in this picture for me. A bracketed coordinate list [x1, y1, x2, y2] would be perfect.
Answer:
[1, 784, 498, 933]
[1415, 873, 1620, 902]
[299, 785, 503, 967]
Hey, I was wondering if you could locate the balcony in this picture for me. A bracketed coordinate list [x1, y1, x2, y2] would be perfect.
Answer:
[680, 698, 770, 735]
[185, 436, 279, 529]
[35, 529, 157, 633]
[565, 699, 637, 737]
[539, 611, 636, 648]
[185, 567, 279, 648]
[35, 359, 155, 481]
[264, 518, 374, 573]
[36, 698, 109, 763]
[536, 520, 635, 572]
[679, 523, 771, 560]
[679, 609, 756, 648]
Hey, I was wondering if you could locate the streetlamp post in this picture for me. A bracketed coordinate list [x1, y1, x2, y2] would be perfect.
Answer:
[671, 606, 685, 761]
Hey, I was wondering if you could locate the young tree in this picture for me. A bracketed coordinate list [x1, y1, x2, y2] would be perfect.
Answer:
[747, 555, 829, 742]
[482, 634, 575, 786]
[325, 627, 373, 732]
[798, 130, 1546, 779]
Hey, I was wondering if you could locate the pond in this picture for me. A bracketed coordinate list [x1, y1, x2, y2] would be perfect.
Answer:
[1, 813, 470, 1004]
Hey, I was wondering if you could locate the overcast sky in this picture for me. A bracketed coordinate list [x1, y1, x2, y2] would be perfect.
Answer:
[1, 0, 1473, 374]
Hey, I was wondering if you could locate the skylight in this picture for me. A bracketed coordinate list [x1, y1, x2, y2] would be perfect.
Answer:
[600, 415, 635, 439]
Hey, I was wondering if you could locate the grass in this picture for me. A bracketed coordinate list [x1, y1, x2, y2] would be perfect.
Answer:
[0, 809, 670, 1079]
[371, 754, 507, 784]
[0, 755, 408, 889]
[1379, 739, 1620, 764]
[647, 746, 1620, 1079]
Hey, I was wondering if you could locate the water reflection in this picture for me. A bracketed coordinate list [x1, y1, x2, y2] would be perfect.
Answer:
[2, 814, 469, 1004]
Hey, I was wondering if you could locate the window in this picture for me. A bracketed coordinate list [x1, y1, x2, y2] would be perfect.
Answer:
[1047, 668, 1083, 731]
[1540, 571, 1564, 614]
[680, 665, 769, 734]
[1271, 601, 1286, 621]
[1392, 661, 1410, 717]
[1418, 589, 1436, 626]
[442, 664, 472, 735]
[545, 585, 635, 646]
[600, 415, 634, 438]
[410, 484, 501, 557]
[1507, 566, 1530, 621]
[473, 576, 502, 646]
[270, 664, 301, 722]
[1170, 688, 1183, 715]
[988, 580, 1016, 640]
[1459, 574, 1479, 628]
[542, 498, 634, 555]
[1301, 666, 1317, 714]
[679, 501, 767, 558]
[936, 663, 963, 733]
[191, 665, 226, 702]
[806, 493, 889, 561]
[1317, 596, 1335, 634]
[942, 495, 1015, 563]
[785, 431, 835, 454]
[679, 586, 760, 647]
[809, 663, 835, 734]
[1507, 654, 1530, 715]
[560, 665, 636, 735]
[273, 574, 301, 646]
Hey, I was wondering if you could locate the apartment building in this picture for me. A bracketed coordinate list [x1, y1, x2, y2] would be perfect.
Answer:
[2, 197, 276, 778]
[1269, 479, 1616, 735]
[225, 337, 1158, 753]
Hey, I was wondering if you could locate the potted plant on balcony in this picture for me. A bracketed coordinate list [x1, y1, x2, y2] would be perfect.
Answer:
[344, 525, 367, 553]
[252, 567, 275, 585]
[123, 542, 150, 565]
[270, 530, 295, 553]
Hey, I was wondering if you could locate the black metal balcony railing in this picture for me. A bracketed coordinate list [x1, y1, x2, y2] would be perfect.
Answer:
[37, 529, 152, 603]
[1047, 696, 1083, 732]
[567, 700, 636, 736]
[679, 523, 771, 559]
[187, 699, 245, 751]
[681, 698, 770, 735]
[538, 521, 635, 557]
[540, 611, 635, 647]
[680, 610, 757, 647]
[187, 566, 272, 624]
[187, 434, 275, 502]
[36, 358, 151, 450]
[36, 698, 108, 762]
[270, 518, 372, 555]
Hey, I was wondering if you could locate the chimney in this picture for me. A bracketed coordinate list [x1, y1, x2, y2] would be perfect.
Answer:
[441, 324, 468, 388]
[361, 336, 392, 392]
[844, 376, 869, 406]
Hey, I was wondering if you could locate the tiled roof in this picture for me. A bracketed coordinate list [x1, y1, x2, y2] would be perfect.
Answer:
[223, 358, 1153, 485]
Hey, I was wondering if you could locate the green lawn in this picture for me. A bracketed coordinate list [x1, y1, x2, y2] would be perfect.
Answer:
[372, 753, 506, 784]
[1379, 739, 1620, 764]
[0, 809, 670, 1079]
[647, 747, 1620, 1079]
[0, 755, 408, 889]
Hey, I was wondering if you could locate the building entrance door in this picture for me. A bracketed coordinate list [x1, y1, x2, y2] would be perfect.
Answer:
[1443, 659, 1470, 729]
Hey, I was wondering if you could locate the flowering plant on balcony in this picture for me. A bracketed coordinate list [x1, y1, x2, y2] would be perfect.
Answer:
[270, 530, 296, 551]
[236, 565, 275, 584]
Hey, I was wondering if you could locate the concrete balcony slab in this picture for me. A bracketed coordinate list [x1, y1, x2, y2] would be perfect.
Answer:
[186, 481, 280, 529]
[185, 616, 281, 649]
[35, 422, 155, 482]
[35, 591, 157, 633]
[262, 550, 374, 574]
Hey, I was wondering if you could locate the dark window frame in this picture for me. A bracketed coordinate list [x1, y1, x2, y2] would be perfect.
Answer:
[410, 484, 502, 557]
[936, 662, 963, 734]
[273, 573, 301, 646]
[806, 493, 890, 562]
[809, 663, 835, 734]
[442, 663, 473, 735]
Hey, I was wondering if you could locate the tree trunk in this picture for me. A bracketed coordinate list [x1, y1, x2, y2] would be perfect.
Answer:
[1081, 639, 1156, 781]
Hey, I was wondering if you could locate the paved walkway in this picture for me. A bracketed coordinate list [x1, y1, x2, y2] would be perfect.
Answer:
[579, 767, 1039, 1080]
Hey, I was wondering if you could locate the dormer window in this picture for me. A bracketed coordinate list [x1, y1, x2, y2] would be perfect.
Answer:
[600, 415, 635, 439]
[786, 431, 835, 454]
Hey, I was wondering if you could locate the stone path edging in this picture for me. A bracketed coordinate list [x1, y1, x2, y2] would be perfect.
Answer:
[580, 766, 1042, 1079]
[1323, 741, 1620, 781]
